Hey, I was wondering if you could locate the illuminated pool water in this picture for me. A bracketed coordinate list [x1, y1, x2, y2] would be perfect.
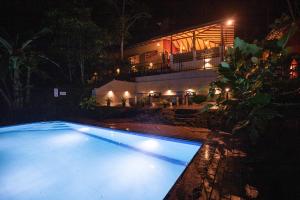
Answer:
[0, 121, 201, 200]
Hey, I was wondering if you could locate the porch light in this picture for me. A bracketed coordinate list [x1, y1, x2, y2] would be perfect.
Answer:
[149, 62, 153, 69]
[204, 58, 211, 62]
[108, 90, 114, 98]
[165, 90, 174, 96]
[124, 91, 129, 97]
[149, 90, 154, 94]
[186, 89, 195, 96]
[116, 68, 120, 74]
[226, 19, 234, 26]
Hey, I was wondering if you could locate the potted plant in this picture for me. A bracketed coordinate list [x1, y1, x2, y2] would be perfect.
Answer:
[105, 97, 112, 107]
[121, 96, 127, 107]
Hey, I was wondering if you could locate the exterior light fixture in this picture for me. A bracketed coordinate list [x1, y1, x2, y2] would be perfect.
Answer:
[124, 91, 129, 97]
[116, 68, 120, 74]
[204, 40, 209, 46]
[156, 42, 160, 47]
[226, 19, 234, 26]
[165, 90, 174, 96]
[108, 90, 114, 98]
[185, 89, 195, 96]
[149, 62, 153, 69]
[225, 87, 230, 100]
[204, 58, 211, 63]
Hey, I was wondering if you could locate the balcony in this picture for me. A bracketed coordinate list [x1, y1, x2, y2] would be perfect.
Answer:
[130, 47, 221, 76]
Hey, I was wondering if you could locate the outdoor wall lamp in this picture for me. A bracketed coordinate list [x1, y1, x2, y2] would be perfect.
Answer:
[226, 19, 234, 26]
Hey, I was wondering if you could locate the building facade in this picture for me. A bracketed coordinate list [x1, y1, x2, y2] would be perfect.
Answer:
[95, 19, 235, 106]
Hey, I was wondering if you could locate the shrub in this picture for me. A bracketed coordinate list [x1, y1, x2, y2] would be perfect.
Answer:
[79, 96, 98, 110]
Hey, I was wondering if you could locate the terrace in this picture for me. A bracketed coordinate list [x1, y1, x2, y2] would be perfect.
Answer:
[126, 19, 234, 76]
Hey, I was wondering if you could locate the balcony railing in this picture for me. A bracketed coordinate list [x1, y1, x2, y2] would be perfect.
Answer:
[130, 47, 221, 76]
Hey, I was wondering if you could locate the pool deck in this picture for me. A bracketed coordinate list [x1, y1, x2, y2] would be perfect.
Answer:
[72, 118, 251, 200]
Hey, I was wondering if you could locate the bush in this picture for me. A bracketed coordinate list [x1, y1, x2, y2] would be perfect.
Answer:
[79, 96, 98, 110]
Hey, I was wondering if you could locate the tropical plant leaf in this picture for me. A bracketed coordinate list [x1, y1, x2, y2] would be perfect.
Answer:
[0, 37, 13, 54]
[277, 23, 298, 48]
[234, 37, 262, 56]
[21, 28, 51, 50]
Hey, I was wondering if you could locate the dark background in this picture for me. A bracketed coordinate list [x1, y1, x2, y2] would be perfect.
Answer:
[0, 0, 290, 44]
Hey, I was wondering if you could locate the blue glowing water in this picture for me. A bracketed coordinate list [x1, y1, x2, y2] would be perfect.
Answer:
[0, 121, 201, 200]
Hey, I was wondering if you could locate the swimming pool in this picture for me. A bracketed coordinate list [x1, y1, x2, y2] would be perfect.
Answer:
[0, 121, 201, 200]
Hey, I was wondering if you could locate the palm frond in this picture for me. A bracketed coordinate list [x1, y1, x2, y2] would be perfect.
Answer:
[38, 55, 61, 68]
[0, 36, 13, 54]
[21, 28, 51, 50]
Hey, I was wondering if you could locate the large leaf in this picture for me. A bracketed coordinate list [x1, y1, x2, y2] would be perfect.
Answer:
[0, 37, 13, 55]
[21, 28, 51, 50]
[234, 37, 262, 56]
[277, 23, 298, 48]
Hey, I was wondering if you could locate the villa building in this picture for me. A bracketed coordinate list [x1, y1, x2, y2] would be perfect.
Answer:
[94, 19, 235, 106]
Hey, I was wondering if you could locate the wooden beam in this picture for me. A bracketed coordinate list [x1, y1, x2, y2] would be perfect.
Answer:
[196, 38, 202, 50]
[192, 31, 196, 50]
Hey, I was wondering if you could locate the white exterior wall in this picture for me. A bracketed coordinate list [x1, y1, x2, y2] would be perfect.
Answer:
[135, 69, 217, 95]
[95, 80, 136, 106]
[94, 70, 217, 106]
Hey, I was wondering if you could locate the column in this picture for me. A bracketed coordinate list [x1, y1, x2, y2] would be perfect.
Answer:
[192, 31, 197, 61]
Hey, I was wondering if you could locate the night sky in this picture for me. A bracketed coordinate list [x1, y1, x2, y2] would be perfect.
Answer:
[0, 0, 290, 44]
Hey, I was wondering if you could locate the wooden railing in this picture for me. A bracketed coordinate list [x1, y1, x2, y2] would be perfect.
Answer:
[130, 47, 221, 76]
